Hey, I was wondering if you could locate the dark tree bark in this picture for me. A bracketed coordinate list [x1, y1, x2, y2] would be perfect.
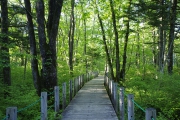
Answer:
[120, 20, 129, 80]
[36, 0, 63, 92]
[68, 0, 75, 76]
[97, 13, 115, 81]
[109, 0, 120, 82]
[24, 0, 64, 95]
[24, 0, 41, 95]
[1, 0, 11, 86]
[120, 0, 131, 81]
[168, 0, 177, 74]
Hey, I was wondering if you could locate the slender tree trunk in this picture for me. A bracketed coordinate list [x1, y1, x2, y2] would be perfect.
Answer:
[158, 0, 166, 73]
[152, 30, 157, 67]
[97, 13, 115, 81]
[109, 0, 120, 82]
[168, 0, 177, 74]
[24, 0, 41, 95]
[120, 0, 131, 81]
[68, 0, 75, 76]
[83, 19, 88, 74]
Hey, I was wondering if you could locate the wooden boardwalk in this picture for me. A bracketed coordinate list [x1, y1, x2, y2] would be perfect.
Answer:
[61, 76, 118, 120]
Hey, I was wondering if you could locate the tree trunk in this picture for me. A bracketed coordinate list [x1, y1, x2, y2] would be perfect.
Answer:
[109, 0, 120, 82]
[158, 0, 166, 73]
[24, 0, 41, 95]
[36, 0, 63, 92]
[1, 0, 11, 86]
[83, 19, 88, 74]
[120, 0, 131, 81]
[25, 0, 63, 95]
[68, 0, 75, 76]
[1, 0, 11, 99]
[168, 0, 177, 74]
[97, 13, 115, 81]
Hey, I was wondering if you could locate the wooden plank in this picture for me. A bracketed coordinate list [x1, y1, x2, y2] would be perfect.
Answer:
[61, 76, 118, 120]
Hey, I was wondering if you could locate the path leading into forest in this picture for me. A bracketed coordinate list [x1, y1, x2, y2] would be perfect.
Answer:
[61, 76, 118, 120]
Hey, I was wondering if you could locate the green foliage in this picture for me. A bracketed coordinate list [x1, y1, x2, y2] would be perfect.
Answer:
[125, 66, 180, 119]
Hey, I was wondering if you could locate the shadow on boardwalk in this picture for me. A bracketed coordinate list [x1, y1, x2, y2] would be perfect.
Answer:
[61, 76, 118, 120]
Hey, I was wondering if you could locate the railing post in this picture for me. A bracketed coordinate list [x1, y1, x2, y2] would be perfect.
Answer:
[62, 82, 66, 110]
[128, 94, 134, 120]
[114, 83, 118, 113]
[69, 80, 73, 101]
[41, 92, 47, 120]
[80, 75, 83, 88]
[73, 78, 76, 96]
[6, 107, 17, 120]
[54, 86, 59, 113]
[111, 80, 114, 102]
[107, 77, 109, 93]
[119, 87, 125, 120]
[78, 76, 81, 90]
[82, 74, 85, 86]
[108, 79, 111, 96]
[145, 108, 156, 120]
[104, 74, 106, 86]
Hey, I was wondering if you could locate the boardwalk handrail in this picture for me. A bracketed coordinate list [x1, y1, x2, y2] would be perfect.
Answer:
[104, 72, 156, 120]
[2, 71, 99, 120]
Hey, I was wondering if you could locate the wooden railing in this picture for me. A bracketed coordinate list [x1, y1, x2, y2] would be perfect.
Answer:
[2, 71, 99, 120]
[104, 72, 156, 120]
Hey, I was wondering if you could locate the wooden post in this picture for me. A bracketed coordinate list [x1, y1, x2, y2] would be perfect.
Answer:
[69, 80, 73, 101]
[74, 78, 77, 94]
[80, 75, 83, 88]
[107, 77, 109, 92]
[86, 73, 88, 81]
[145, 108, 156, 120]
[78, 76, 80, 90]
[76, 77, 78, 93]
[6, 107, 17, 120]
[114, 83, 118, 113]
[72, 79, 74, 97]
[62, 82, 66, 110]
[82, 74, 84, 86]
[41, 92, 47, 120]
[54, 86, 59, 113]
[128, 94, 134, 120]
[108, 79, 111, 96]
[119, 87, 125, 120]
[111, 80, 114, 102]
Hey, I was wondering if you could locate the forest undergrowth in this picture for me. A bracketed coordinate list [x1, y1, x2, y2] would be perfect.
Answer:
[125, 65, 180, 120]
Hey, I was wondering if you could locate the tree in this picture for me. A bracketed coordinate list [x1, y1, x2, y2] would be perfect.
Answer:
[97, 10, 115, 81]
[120, 0, 132, 81]
[167, 0, 177, 74]
[24, 0, 64, 95]
[68, 0, 75, 76]
[0, 0, 11, 87]
[109, 0, 120, 82]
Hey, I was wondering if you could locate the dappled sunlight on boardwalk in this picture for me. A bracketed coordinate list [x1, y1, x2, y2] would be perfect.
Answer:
[61, 76, 118, 120]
